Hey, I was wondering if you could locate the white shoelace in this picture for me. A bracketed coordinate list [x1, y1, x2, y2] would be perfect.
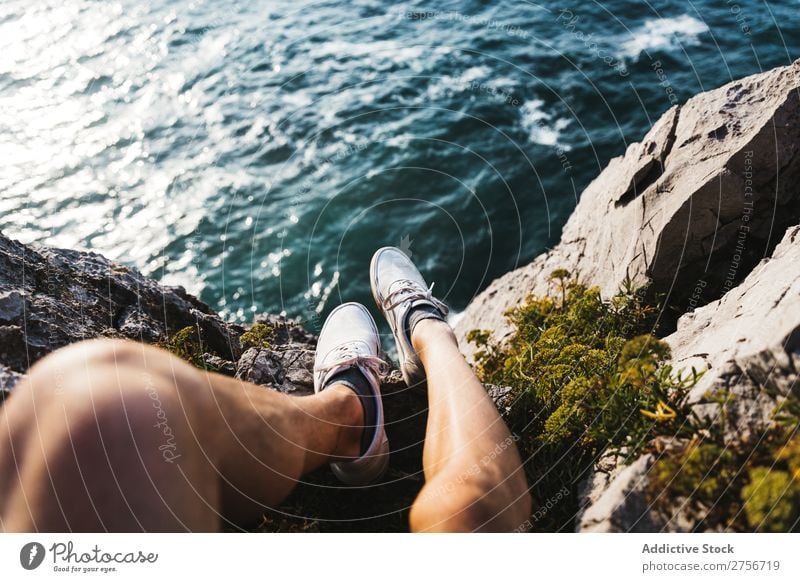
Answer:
[382, 279, 449, 315]
[314, 344, 388, 376]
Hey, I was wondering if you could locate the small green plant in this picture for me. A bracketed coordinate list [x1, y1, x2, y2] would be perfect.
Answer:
[742, 466, 799, 532]
[159, 325, 219, 372]
[469, 269, 697, 531]
[648, 397, 800, 532]
[240, 323, 274, 350]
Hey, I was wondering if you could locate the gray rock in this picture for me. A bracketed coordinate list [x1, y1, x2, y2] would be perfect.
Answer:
[456, 62, 800, 532]
[569, 173, 800, 533]
[456, 59, 800, 361]
[575, 451, 623, 525]
[666, 224, 800, 440]
[255, 313, 317, 345]
[577, 454, 658, 532]
[0, 290, 26, 322]
[0, 365, 21, 402]
[236, 346, 316, 396]
[201, 354, 237, 376]
[0, 232, 243, 372]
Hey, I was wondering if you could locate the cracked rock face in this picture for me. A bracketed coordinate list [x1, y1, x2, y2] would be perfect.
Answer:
[576, 454, 657, 533]
[666, 225, 800, 440]
[455, 59, 800, 361]
[236, 346, 316, 395]
[0, 234, 243, 373]
[577, 226, 800, 532]
[447, 61, 800, 532]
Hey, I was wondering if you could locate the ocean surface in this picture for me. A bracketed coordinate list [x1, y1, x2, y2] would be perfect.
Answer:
[1, 0, 798, 331]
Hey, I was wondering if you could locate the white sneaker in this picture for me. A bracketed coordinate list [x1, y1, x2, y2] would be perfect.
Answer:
[313, 302, 389, 485]
[370, 247, 449, 387]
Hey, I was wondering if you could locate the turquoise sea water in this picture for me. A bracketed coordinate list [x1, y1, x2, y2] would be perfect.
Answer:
[1, 0, 798, 330]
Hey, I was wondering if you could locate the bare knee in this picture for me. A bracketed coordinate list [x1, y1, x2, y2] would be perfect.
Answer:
[24, 339, 206, 409]
[1, 340, 219, 530]
[410, 472, 532, 532]
[5, 339, 210, 464]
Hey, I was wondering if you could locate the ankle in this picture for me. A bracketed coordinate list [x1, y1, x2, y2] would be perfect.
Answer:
[411, 318, 456, 354]
[326, 384, 365, 460]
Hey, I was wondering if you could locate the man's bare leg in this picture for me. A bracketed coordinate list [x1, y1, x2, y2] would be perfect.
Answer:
[0, 339, 364, 532]
[368, 246, 531, 532]
[408, 320, 532, 532]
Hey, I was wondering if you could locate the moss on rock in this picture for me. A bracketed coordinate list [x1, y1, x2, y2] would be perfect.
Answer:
[239, 323, 274, 350]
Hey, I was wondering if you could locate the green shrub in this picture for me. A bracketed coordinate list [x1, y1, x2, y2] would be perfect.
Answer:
[742, 467, 799, 532]
[648, 439, 742, 527]
[240, 323, 274, 350]
[469, 270, 697, 531]
[648, 403, 800, 532]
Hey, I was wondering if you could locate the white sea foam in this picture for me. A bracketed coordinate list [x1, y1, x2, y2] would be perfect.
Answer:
[621, 15, 710, 58]
[520, 99, 571, 149]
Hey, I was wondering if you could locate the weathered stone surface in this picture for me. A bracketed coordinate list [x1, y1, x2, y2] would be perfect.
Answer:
[255, 313, 318, 346]
[236, 346, 316, 396]
[577, 454, 657, 532]
[572, 145, 800, 533]
[201, 354, 237, 376]
[0, 365, 21, 402]
[0, 232, 243, 373]
[666, 224, 800, 440]
[456, 59, 800, 361]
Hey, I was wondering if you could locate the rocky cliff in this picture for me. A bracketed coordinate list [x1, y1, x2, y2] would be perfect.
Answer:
[456, 59, 800, 362]
[457, 59, 800, 532]
[1, 60, 798, 532]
